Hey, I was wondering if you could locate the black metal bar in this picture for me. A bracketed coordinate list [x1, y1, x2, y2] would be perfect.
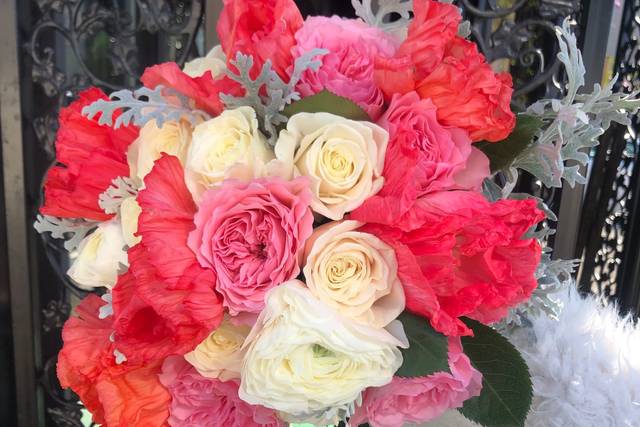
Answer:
[0, 0, 40, 426]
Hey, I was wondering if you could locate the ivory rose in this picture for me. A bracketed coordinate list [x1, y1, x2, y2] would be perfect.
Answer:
[239, 281, 407, 424]
[119, 196, 142, 248]
[303, 220, 404, 328]
[275, 112, 388, 220]
[184, 317, 251, 381]
[351, 338, 483, 427]
[160, 356, 282, 427]
[352, 92, 489, 225]
[183, 45, 227, 78]
[67, 219, 128, 289]
[293, 16, 398, 119]
[187, 177, 314, 314]
[184, 107, 275, 203]
[127, 119, 192, 184]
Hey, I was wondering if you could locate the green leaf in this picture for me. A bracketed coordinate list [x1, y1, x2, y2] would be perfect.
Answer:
[474, 114, 543, 172]
[395, 311, 450, 377]
[458, 318, 532, 427]
[282, 89, 371, 122]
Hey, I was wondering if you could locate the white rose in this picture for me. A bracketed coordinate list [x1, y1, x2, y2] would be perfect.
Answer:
[119, 196, 142, 247]
[239, 280, 406, 424]
[127, 119, 192, 185]
[184, 106, 275, 203]
[274, 112, 388, 220]
[183, 45, 227, 78]
[303, 220, 404, 328]
[67, 219, 128, 290]
[185, 317, 251, 381]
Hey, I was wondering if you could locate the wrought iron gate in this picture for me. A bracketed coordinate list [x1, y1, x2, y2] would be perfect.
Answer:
[1, 1, 635, 426]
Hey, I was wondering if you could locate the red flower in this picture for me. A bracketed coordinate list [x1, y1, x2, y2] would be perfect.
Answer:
[360, 191, 544, 336]
[141, 63, 242, 116]
[374, 0, 515, 142]
[111, 155, 224, 364]
[57, 295, 170, 427]
[217, 0, 303, 79]
[40, 88, 139, 221]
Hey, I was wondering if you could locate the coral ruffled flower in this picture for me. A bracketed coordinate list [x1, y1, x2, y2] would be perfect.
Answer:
[57, 295, 171, 427]
[187, 177, 314, 314]
[350, 337, 483, 427]
[141, 62, 242, 116]
[293, 16, 398, 119]
[160, 356, 282, 427]
[352, 92, 489, 225]
[217, 0, 303, 79]
[374, 0, 515, 142]
[360, 191, 545, 336]
[41, 87, 138, 221]
[111, 154, 225, 364]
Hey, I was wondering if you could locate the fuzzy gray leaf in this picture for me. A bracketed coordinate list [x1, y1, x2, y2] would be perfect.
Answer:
[99, 176, 138, 215]
[82, 85, 210, 130]
[34, 215, 98, 252]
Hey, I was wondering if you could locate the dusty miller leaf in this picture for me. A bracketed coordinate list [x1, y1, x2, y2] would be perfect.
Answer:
[507, 19, 640, 190]
[99, 176, 138, 215]
[221, 50, 328, 144]
[351, 0, 413, 35]
[34, 215, 98, 252]
[82, 85, 210, 129]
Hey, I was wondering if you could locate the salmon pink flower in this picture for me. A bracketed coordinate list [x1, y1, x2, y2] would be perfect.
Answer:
[57, 295, 171, 427]
[360, 191, 545, 336]
[352, 92, 489, 225]
[160, 356, 282, 427]
[351, 338, 483, 427]
[188, 177, 314, 314]
[293, 16, 398, 119]
[374, 0, 515, 142]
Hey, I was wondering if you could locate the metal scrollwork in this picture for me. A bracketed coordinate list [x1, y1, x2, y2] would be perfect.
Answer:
[26, 1, 204, 425]
[456, 0, 581, 109]
[579, 0, 640, 304]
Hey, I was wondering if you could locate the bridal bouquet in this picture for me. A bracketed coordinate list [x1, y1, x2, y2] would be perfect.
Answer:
[34, 0, 640, 426]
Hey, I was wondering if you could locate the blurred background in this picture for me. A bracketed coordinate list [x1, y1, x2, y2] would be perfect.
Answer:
[0, 0, 637, 426]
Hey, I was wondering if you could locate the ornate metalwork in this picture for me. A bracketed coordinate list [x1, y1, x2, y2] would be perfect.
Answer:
[457, 0, 581, 111]
[24, 1, 205, 425]
[579, 0, 640, 308]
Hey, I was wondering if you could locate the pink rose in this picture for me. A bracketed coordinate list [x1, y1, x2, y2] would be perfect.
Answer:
[293, 16, 398, 120]
[187, 177, 314, 314]
[159, 356, 282, 427]
[352, 91, 489, 226]
[350, 337, 483, 427]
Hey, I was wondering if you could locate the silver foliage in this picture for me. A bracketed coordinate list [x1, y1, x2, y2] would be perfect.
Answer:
[34, 215, 97, 252]
[499, 254, 579, 330]
[99, 176, 138, 215]
[352, 0, 471, 39]
[507, 19, 640, 190]
[220, 50, 327, 145]
[82, 85, 210, 129]
[351, 0, 413, 35]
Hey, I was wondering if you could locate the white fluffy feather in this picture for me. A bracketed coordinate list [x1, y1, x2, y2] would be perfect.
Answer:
[427, 287, 640, 427]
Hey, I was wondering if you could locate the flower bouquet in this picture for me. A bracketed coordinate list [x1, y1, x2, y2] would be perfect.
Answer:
[35, 0, 639, 426]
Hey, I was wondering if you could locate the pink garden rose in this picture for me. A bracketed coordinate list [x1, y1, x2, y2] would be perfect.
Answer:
[293, 16, 398, 120]
[350, 337, 483, 427]
[352, 91, 489, 226]
[160, 356, 282, 427]
[187, 177, 314, 314]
